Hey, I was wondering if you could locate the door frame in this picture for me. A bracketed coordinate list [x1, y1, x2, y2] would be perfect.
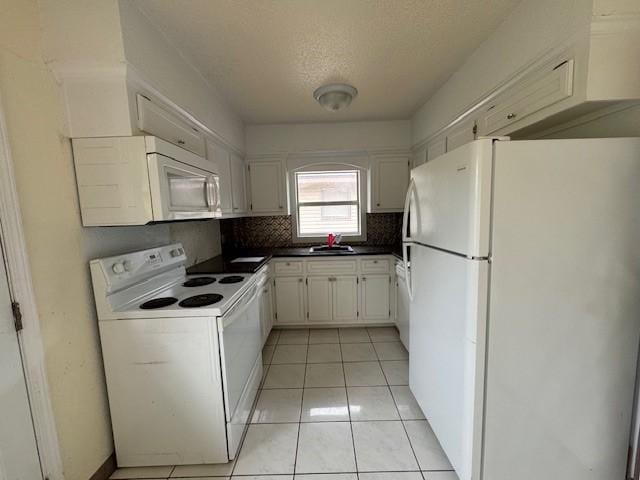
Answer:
[0, 95, 63, 478]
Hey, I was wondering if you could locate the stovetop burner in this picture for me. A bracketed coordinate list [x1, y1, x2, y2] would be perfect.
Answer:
[179, 294, 224, 308]
[219, 275, 244, 284]
[140, 297, 178, 310]
[183, 277, 216, 287]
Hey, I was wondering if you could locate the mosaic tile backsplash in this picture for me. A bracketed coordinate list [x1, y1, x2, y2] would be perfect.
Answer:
[221, 213, 403, 249]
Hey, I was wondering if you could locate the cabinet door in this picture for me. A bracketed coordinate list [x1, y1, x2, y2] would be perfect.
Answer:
[426, 135, 446, 162]
[208, 141, 233, 214]
[307, 277, 333, 323]
[411, 145, 427, 169]
[137, 94, 205, 156]
[274, 277, 305, 324]
[361, 275, 391, 322]
[249, 161, 285, 215]
[446, 118, 477, 152]
[373, 156, 410, 212]
[332, 276, 358, 323]
[259, 282, 274, 344]
[230, 152, 247, 214]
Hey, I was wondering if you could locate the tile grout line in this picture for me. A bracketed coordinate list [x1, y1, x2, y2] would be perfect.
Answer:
[291, 335, 310, 476]
[339, 329, 360, 479]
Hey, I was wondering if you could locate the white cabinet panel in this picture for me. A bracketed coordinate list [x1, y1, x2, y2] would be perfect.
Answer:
[446, 118, 477, 152]
[372, 156, 410, 212]
[249, 161, 286, 215]
[426, 135, 447, 162]
[307, 277, 333, 323]
[208, 141, 233, 214]
[259, 281, 274, 345]
[274, 277, 305, 324]
[332, 276, 358, 323]
[478, 59, 574, 135]
[361, 274, 390, 323]
[230, 152, 248, 214]
[412, 145, 427, 169]
[137, 94, 205, 156]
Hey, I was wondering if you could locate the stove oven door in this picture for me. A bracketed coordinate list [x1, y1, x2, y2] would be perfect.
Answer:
[217, 283, 263, 459]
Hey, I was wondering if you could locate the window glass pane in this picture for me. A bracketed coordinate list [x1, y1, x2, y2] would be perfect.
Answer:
[298, 205, 359, 236]
[297, 171, 358, 203]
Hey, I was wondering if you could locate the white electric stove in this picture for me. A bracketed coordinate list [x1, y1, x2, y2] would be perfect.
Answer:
[90, 244, 263, 467]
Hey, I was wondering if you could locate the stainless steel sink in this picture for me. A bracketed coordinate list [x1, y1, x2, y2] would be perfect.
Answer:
[309, 245, 355, 254]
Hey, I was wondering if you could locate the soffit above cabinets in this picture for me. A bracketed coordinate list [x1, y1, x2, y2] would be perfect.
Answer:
[131, 0, 522, 124]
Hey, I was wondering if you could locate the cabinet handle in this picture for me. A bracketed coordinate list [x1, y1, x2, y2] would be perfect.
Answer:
[362, 277, 367, 281]
[177, 139, 186, 145]
[376, 203, 381, 207]
[263, 289, 268, 293]
[286, 262, 290, 266]
[506, 113, 517, 120]
[298, 278, 303, 283]
[373, 260, 378, 264]
[279, 205, 283, 209]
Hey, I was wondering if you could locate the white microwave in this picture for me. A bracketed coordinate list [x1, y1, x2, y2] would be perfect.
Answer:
[72, 136, 221, 226]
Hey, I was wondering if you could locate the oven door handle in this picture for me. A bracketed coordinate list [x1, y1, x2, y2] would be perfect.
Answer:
[219, 284, 259, 330]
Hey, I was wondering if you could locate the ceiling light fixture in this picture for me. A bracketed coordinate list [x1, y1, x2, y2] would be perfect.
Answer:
[313, 83, 358, 112]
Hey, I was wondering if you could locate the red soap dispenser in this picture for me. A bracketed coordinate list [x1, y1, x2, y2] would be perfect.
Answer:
[327, 233, 335, 248]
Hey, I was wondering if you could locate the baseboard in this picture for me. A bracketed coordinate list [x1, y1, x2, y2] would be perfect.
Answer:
[89, 453, 116, 480]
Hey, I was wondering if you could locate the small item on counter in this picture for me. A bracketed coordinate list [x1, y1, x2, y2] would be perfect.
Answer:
[327, 232, 335, 248]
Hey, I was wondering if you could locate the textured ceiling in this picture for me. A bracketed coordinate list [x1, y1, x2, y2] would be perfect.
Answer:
[132, 0, 522, 124]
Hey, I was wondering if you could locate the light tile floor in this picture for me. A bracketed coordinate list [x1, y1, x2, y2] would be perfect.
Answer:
[110, 327, 457, 480]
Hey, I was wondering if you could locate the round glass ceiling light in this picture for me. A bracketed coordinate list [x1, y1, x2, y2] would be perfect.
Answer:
[313, 83, 358, 112]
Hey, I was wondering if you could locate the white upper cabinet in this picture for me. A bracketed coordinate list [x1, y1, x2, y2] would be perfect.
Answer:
[136, 94, 206, 157]
[445, 118, 477, 152]
[411, 145, 427, 169]
[207, 141, 248, 217]
[230, 152, 248, 214]
[477, 59, 574, 136]
[371, 155, 410, 212]
[248, 160, 286, 215]
[426, 135, 447, 162]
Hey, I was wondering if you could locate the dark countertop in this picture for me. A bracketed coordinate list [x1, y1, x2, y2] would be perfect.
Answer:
[187, 245, 402, 275]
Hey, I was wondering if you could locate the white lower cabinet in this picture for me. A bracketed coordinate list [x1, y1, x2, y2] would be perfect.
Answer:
[258, 278, 274, 345]
[274, 277, 305, 324]
[307, 277, 333, 323]
[333, 276, 359, 322]
[272, 257, 393, 326]
[361, 274, 391, 323]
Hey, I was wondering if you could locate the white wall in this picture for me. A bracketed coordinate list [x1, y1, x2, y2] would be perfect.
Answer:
[0, 2, 221, 479]
[246, 120, 411, 156]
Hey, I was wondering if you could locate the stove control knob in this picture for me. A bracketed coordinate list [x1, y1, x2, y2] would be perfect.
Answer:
[170, 248, 183, 258]
[112, 262, 126, 274]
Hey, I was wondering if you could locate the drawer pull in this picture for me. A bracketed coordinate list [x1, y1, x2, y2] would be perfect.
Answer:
[506, 112, 517, 120]
[177, 139, 186, 145]
[362, 277, 366, 281]
[298, 278, 303, 283]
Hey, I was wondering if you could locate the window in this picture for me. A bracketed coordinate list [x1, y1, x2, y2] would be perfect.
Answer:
[294, 170, 362, 238]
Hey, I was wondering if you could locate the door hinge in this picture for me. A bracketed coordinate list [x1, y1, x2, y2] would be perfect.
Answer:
[250, 203, 253, 210]
[12, 301, 23, 332]
[305, 278, 308, 285]
[274, 312, 278, 320]
[472, 124, 478, 135]
[307, 311, 309, 319]
[357, 311, 359, 317]
[247, 164, 251, 171]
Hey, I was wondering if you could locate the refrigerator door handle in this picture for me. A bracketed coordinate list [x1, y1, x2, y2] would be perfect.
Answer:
[402, 242, 413, 301]
[402, 178, 416, 242]
[402, 178, 416, 301]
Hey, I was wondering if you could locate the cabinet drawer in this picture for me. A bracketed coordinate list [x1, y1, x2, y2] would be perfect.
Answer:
[137, 94, 206, 157]
[478, 59, 574, 134]
[361, 258, 391, 273]
[273, 260, 304, 275]
[307, 260, 357, 275]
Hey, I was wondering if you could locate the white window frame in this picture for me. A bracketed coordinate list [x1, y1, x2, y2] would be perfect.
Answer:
[290, 163, 367, 243]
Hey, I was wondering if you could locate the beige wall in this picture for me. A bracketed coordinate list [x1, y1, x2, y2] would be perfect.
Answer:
[0, 1, 220, 478]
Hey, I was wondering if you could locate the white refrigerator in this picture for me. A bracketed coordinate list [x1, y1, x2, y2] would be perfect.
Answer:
[401, 137, 640, 480]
